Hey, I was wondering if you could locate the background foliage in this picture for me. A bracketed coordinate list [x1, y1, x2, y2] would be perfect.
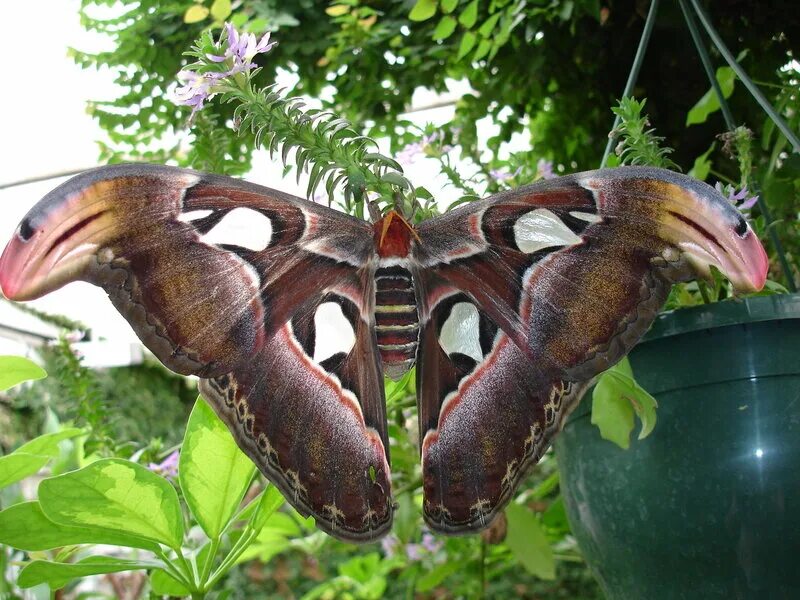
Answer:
[74, 0, 799, 286]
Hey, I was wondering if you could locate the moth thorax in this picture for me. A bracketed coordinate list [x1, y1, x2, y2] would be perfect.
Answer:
[374, 265, 419, 379]
[373, 210, 416, 258]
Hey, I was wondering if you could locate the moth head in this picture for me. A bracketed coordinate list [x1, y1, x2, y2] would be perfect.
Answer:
[581, 167, 768, 293]
[373, 210, 419, 258]
[0, 165, 196, 301]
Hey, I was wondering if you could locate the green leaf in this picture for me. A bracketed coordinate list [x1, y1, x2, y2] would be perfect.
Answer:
[0, 501, 159, 552]
[433, 16, 457, 40]
[441, 0, 458, 14]
[0, 355, 46, 391]
[0, 428, 83, 488]
[686, 66, 735, 126]
[504, 503, 555, 579]
[180, 397, 256, 539]
[592, 361, 658, 447]
[17, 427, 84, 457]
[458, 0, 478, 28]
[478, 12, 502, 37]
[457, 31, 476, 60]
[409, 0, 437, 21]
[688, 143, 715, 181]
[150, 568, 190, 596]
[210, 0, 231, 21]
[473, 39, 492, 60]
[18, 556, 159, 589]
[183, 5, 210, 23]
[249, 485, 287, 532]
[0, 453, 48, 489]
[416, 560, 461, 592]
[39, 458, 185, 549]
[325, 5, 350, 17]
[591, 375, 635, 449]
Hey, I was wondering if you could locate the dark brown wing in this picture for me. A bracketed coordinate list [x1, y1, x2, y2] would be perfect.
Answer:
[412, 166, 767, 533]
[0, 164, 392, 541]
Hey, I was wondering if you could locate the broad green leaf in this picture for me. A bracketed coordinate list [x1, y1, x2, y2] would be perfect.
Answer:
[416, 560, 461, 592]
[441, 0, 458, 13]
[686, 66, 735, 126]
[409, 0, 437, 22]
[473, 39, 492, 60]
[0, 419, 81, 489]
[249, 485, 287, 532]
[504, 503, 555, 579]
[542, 497, 569, 531]
[17, 428, 84, 457]
[180, 397, 256, 539]
[256, 511, 302, 539]
[232, 484, 285, 529]
[457, 31, 476, 60]
[433, 16, 457, 40]
[325, 4, 350, 17]
[689, 143, 715, 180]
[0, 501, 159, 552]
[18, 556, 159, 589]
[183, 5, 209, 23]
[478, 12, 502, 37]
[624, 376, 658, 440]
[150, 568, 190, 596]
[0, 453, 48, 489]
[235, 531, 291, 565]
[592, 361, 658, 447]
[591, 375, 635, 449]
[0, 355, 46, 391]
[39, 458, 184, 549]
[210, 0, 231, 21]
[458, 0, 478, 28]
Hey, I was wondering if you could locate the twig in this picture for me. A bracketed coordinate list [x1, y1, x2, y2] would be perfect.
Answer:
[600, 0, 661, 167]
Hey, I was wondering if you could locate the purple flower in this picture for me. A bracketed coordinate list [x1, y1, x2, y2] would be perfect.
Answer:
[421, 532, 443, 553]
[537, 158, 555, 180]
[207, 23, 276, 76]
[405, 543, 423, 561]
[715, 182, 759, 211]
[397, 141, 425, 165]
[397, 132, 451, 165]
[173, 23, 276, 119]
[489, 166, 522, 183]
[381, 533, 400, 557]
[173, 70, 218, 117]
[148, 450, 179, 481]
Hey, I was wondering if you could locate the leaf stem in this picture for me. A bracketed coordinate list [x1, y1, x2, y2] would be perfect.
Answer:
[155, 548, 195, 591]
[199, 536, 220, 586]
[697, 280, 713, 304]
[688, 0, 800, 153]
[601, 0, 661, 167]
[205, 526, 258, 590]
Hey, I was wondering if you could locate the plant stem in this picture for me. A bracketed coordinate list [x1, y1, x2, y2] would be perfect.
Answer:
[688, 0, 800, 153]
[682, 0, 797, 292]
[697, 280, 712, 304]
[205, 527, 258, 590]
[600, 0, 660, 167]
[176, 550, 197, 589]
[678, 0, 736, 128]
[155, 548, 195, 591]
[0, 546, 9, 594]
[199, 537, 220, 587]
[708, 169, 736, 185]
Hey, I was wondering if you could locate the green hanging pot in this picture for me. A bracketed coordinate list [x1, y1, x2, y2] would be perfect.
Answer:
[555, 294, 800, 599]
